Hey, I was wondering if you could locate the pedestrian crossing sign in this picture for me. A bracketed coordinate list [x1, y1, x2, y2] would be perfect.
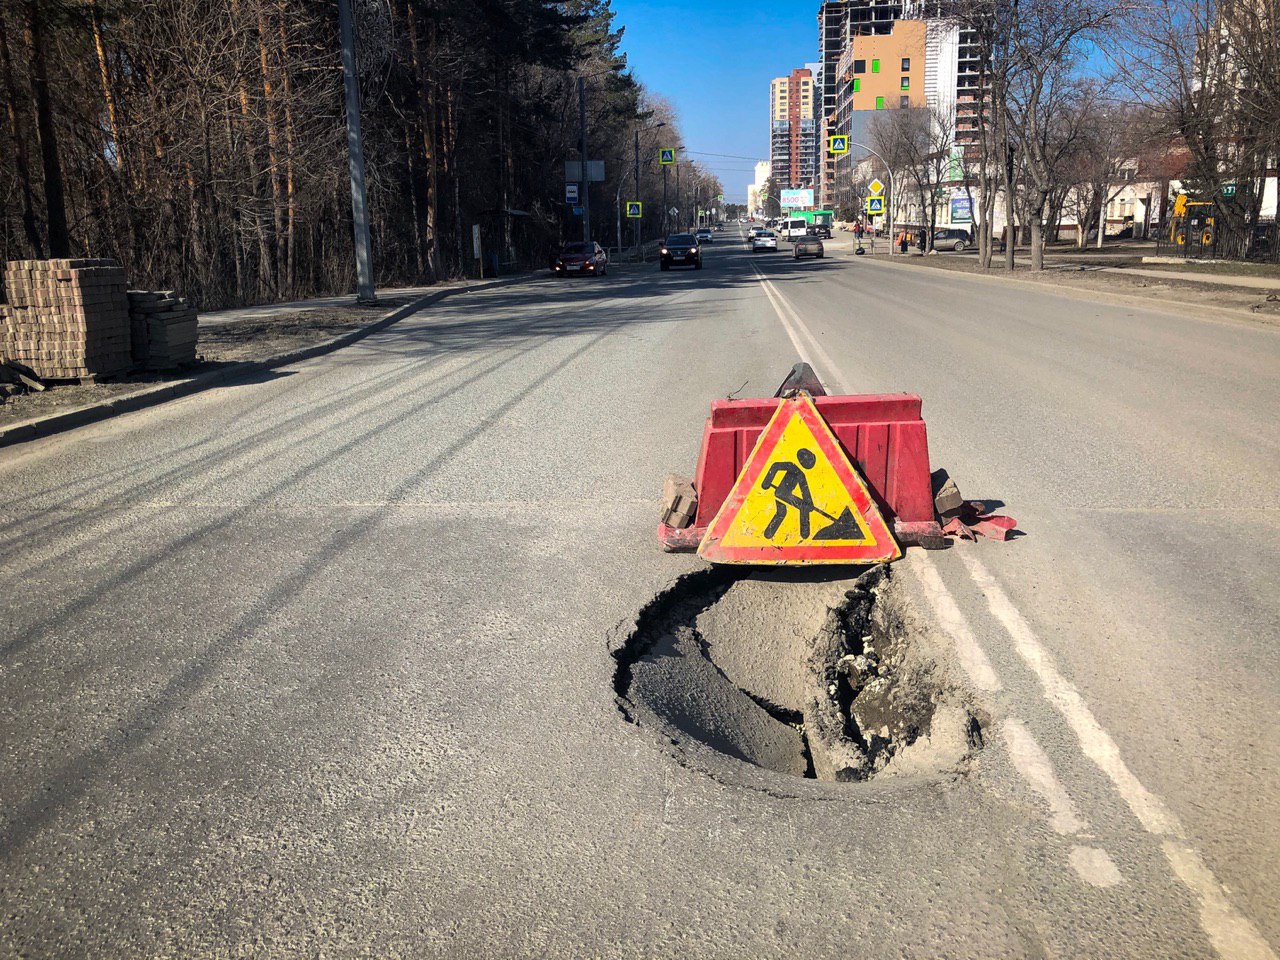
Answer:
[829, 135, 849, 155]
[866, 196, 885, 215]
[698, 395, 900, 565]
[660, 148, 676, 165]
[626, 201, 643, 218]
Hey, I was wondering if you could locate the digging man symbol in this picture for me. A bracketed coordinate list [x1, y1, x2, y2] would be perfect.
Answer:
[760, 447, 866, 542]
[761, 449, 820, 539]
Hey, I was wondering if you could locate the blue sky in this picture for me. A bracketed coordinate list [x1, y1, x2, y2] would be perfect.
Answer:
[611, 0, 818, 202]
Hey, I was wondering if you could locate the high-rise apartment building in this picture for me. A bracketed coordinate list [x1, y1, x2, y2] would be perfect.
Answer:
[818, 0, 981, 210]
[769, 68, 817, 190]
[747, 160, 770, 216]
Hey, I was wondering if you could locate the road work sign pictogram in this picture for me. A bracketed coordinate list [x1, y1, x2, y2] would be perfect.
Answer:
[698, 395, 900, 565]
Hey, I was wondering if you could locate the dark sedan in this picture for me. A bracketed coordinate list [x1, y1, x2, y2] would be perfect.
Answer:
[793, 234, 825, 259]
[552, 241, 609, 276]
[660, 234, 702, 271]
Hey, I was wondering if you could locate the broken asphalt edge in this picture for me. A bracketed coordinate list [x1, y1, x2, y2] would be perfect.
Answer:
[0, 274, 530, 451]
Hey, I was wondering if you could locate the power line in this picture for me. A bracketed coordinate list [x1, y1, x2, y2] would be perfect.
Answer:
[686, 150, 768, 162]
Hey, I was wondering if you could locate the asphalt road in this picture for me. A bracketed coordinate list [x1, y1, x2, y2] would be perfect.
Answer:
[1, 228, 1276, 958]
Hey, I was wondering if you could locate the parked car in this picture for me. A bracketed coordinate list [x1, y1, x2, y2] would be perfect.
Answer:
[749, 230, 778, 252]
[793, 234, 824, 259]
[553, 241, 608, 276]
[932, 228, 972, 252]
[660, 233, 702, 270]
[695, 227, 714, 244]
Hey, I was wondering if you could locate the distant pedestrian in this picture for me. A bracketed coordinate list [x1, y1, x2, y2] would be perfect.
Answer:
[899, 233, 909, 255]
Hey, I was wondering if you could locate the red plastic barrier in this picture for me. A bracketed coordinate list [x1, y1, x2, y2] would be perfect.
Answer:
[661, 393, 943, 551]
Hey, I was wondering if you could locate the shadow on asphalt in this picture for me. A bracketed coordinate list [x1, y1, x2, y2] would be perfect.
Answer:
[0, 236, 865, 855]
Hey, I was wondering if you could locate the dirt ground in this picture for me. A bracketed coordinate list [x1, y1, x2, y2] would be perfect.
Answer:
[0, 300, 408, 429]
[886, 249, 1280, 324]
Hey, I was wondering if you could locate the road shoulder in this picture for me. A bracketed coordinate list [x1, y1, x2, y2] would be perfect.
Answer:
[0, 276, 529, 450]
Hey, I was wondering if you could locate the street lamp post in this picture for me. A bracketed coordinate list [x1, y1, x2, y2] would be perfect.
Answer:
[847, 140, 895, 255]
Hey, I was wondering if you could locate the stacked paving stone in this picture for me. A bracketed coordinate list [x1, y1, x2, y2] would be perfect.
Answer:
[127, 291, 199, 369]
[0, 259, 131, 379]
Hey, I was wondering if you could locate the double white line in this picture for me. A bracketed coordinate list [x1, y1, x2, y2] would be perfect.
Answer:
[750, 261, 1276, 960]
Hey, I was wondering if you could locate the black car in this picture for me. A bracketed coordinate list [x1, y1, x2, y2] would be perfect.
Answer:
[808, 223, 833, 239]
[933, 228, 972, 251]
[660, 233, 702, 271]
[553, 241, 609, 276]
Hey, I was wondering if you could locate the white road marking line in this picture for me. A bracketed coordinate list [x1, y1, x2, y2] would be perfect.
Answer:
[916, 559, 1116, 885]
[910, 557, 1002, 693]
[959, 553, 1179, 836]
[750, 264, 844, 384]
[756, 263, 1116, 886]
[1163, 841, 1280, 960]
[1069, 845, 1124, 888]
[961, 552, 1277, 960]
[755, 269, 1277, 953]
[1002, 718, 1087, 836]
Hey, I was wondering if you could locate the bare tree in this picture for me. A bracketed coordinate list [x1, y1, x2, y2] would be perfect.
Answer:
[1116, 0, 1276, 240]
[1003, 0, 1127, 269]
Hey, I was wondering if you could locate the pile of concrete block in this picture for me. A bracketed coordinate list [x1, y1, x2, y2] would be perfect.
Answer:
[127, 291, 198, 369]
[0, 259, 131, 379]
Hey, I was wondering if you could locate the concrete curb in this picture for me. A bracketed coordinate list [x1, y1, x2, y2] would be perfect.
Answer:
[856, 255, 1278, 327]
[0, 274, 530, 451]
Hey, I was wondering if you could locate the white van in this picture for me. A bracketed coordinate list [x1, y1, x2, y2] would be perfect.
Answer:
[780, 217, 809, 241]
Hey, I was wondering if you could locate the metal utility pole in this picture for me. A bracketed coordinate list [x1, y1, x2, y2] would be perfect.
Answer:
[662, 164, 669, 236]
[848, 140, 895, 256]
[578, 76, 590, 244]
[338, 0, 375, 302]
[675, 162, 681, 231]
[633, 128, 641, 255]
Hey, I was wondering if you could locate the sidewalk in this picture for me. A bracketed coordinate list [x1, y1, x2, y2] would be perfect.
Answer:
[1100, 267, 1280, 291]
[199, 285, 441, 327]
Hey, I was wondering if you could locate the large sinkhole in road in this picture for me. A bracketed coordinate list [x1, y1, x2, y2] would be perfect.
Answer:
[612, 566, 984, 784]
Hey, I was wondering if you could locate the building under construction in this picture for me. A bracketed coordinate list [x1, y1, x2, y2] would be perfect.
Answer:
[816, 0, 983, 208]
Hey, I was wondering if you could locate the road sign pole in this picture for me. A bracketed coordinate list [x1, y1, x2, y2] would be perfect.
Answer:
[663, 165, 668, 236]
[578, 76, 590, 245]
[847, 140, 894, 255]
[634, 128, 641, 256]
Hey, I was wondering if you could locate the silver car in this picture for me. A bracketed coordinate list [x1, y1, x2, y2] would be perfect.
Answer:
[749, 230, 778, 252]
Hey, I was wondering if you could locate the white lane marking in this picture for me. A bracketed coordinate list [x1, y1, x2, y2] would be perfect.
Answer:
[756, 263, 1116, 887]
[1069, 846, 1124, 888]
[1003, 718, 1087, 836]
[961, 552, 1277, 960]
[910, 558, 1002, 693]
[750, 264, 844, 385]
[959, 552, 1180, 837]
[755, 271, 811, 362]
[755, 268, 1277, 954]
[1163, 840, 1280, 960]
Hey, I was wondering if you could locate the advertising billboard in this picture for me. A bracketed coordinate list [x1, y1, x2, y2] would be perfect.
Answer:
[780, 189, 815, 209]
[950, 196, 973, 223]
